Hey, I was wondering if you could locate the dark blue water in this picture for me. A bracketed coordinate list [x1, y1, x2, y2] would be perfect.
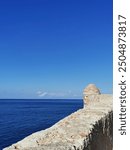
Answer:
[0, 99, 83, 149]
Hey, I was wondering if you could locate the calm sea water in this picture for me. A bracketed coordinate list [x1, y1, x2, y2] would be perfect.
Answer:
[0, 99, 83, 149]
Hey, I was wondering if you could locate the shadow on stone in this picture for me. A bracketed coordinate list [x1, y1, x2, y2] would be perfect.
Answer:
[83, 111, 113, 150]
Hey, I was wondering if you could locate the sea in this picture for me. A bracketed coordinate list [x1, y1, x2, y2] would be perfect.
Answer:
[0, 99, 83, 149]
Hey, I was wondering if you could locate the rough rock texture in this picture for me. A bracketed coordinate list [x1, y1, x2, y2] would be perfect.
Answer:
[4, 94, 113, 150]
[83, 84, 101, 95]
[83, 84, 101, 107]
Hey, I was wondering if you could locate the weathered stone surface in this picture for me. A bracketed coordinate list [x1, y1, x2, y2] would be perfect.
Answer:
[83, 84, 101, 107]
[4, 94, 113, 150]
[83, 84, 101, 95]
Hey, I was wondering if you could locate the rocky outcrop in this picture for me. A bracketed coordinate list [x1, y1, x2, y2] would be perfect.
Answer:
[4, 84, 113, 150]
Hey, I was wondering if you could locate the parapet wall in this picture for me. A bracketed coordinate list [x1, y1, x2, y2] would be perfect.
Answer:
[4, 93, 113, 150]
[84, 111, 113, 150]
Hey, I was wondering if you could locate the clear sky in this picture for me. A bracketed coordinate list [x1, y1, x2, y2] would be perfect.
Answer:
[0, 0, 112, 99]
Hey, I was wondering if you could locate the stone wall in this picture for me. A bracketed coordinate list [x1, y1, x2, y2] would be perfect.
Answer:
[4, 84, 113, 150]
[83, 111, 113, 150]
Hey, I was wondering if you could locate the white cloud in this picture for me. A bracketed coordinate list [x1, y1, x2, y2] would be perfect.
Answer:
[37, 90, 48, 97]
[36, 90, 82, 98]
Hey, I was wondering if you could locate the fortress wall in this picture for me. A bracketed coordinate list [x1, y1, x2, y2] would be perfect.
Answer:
[4, 84, 113, 150]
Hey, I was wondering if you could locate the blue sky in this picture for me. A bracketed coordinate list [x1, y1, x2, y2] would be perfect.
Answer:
[0, 0, 112, 99]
